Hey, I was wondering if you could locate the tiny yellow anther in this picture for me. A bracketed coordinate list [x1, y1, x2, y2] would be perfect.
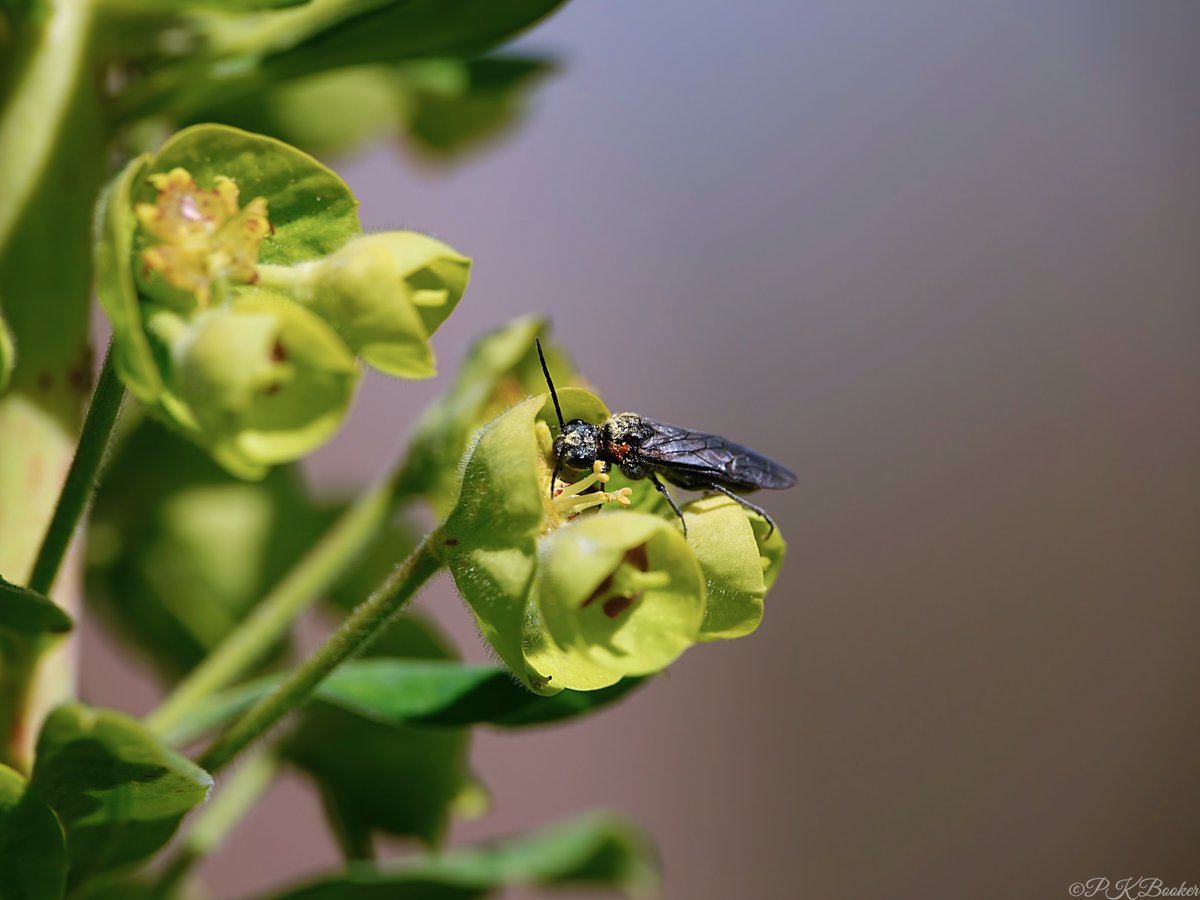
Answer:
[552, 465, 632, 520]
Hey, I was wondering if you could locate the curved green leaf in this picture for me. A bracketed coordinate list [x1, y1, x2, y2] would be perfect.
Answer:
[190, 54, 556, 163]
[267, 812, 659, 900]
[125, 0, 569, 124]
[285, 709, 471, 848]
[0, 763, 66, 900]
[30, 704, 212, 886]
[402, 56, 556, 160]
[0, 575, 72, 634]
[166, 659, 643, 746]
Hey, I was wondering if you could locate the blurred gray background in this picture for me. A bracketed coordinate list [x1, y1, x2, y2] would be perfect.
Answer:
[86, 1, 1200, 897]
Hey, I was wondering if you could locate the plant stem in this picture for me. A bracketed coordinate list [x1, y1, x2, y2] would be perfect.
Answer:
[198, 532, 443, 774]
[0, 0, 106, 771]
[0, 0, 98, 251]
[27, 346, 124, 596]
[144, 472, 401, 739]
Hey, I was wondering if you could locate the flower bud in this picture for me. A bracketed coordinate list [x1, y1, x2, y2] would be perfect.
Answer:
[165, 291, 360, 478]
[278, 231, 470, 379]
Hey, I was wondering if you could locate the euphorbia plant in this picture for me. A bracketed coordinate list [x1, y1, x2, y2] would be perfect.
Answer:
[0, 2, 788, 897]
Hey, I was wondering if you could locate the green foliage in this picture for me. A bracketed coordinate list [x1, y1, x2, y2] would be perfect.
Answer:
[287, 709, 474, 849]
[30, 705, 212, 887]
[165, 659, 645, 746]
[0, 763, 67, 900]
[97, 123, 470, 476]
[0, 576, 72, 635]
[283, 614, 476, 850]
[194, 55, 556, 162]
[268, 812, 659, 900]
[86, 418, 323, 680]
[0, 0, 794, 894]
[127, 0, 571, 123]
[401, 56, 556, 160]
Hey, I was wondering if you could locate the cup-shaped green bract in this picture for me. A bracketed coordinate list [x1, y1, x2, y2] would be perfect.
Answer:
[95, 123, 475, 480]
[164, 291, 360, 477]
[96, 124, 366, 476]
[684, 494, 787, 641]
[280, 231, 470, 379]
[525, 512, 704, 691]
[438, 383, 787, 694]
[396, 315, 579, 515]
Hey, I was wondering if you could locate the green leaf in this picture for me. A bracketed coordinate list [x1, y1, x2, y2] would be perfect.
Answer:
[0, 575, 72, 634]
[267, 812, 659, 900]
[402, 56, 556, 160]
[128, 0, 310, 9]
[0, 763, 67, 900]
[189, 55, 556, 163]
[165, 659, 643, 747]
[86, 417, 326, 680]
[284, 616, 475, 849]
[30, 704, 212, 886]
[285, 709, 471, 847]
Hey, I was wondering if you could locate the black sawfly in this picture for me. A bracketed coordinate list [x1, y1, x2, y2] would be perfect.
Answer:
[536, 339, 797, 537]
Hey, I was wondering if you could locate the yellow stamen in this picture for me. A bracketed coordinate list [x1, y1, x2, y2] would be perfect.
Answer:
[553, 460, 633, 518]
[135, 167, 272, 307]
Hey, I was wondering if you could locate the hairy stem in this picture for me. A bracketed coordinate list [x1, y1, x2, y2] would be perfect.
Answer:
[27, 346, 124, 596]
[198, 532, 443, 774]
[144, 472, 402, 738]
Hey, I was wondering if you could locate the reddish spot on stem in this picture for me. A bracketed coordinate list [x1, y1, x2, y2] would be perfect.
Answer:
[67, 348, 94, 394]
[271, 338, 287, 362]
[603, 595, 637, 618]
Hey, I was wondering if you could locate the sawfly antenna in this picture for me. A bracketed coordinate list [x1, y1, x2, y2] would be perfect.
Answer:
[536, 337, 565, 431]
[536, 337, 566, 498]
